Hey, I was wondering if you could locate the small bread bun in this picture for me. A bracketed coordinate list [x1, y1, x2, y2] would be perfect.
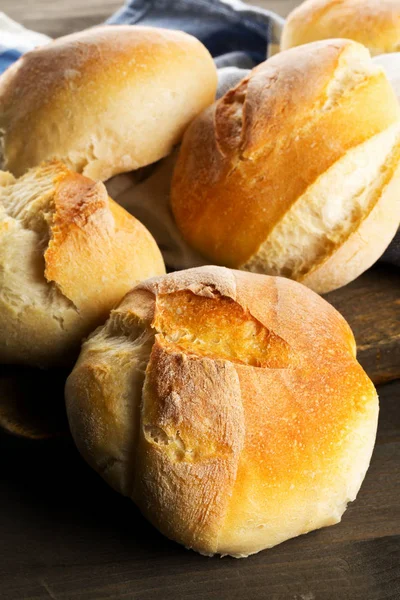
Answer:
[0, 161, 165, 367]
[0, 26, 217, 180]
[282, 0, 400, 56]
[171, 40, 400, 293]
[65, 266, 378, 558]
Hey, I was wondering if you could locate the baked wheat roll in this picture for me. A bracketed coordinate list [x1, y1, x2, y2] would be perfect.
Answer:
[282, 0, 400, 56]
[66, 266, 378, 558]
[170, 40, 400, 293]
[0, 26, 217, 180]
[0, 161, 165, 367]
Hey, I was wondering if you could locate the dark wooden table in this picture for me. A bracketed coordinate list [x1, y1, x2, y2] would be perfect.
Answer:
[1, 379, 399, 600]
[0, 2, 399, 599]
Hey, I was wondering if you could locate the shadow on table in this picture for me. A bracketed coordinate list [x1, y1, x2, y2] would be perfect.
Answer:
[0, 381, 399, 600]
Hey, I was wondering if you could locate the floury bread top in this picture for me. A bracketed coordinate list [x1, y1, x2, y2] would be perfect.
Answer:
[0, 161, 165, 367]
[66, 266, 378, 557]
[171, 39, 400, 292]
[0, 25, 218, 181]
[282, 0, 400, 56]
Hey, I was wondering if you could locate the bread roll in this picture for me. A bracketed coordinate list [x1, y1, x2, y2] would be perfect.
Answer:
[0, 26, 217, 180]
[171, 40, 400, 293]
[282, 0, 400, 56]
[65, 266, 378, 558]
[0, 161, 165, 367]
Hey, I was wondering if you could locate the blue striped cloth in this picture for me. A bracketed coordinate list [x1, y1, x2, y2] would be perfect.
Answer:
[0, 1, 283, 75]
[108, 0, 284, 67]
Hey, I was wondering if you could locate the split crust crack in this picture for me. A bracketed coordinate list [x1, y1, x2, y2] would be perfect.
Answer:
[153, 290, 295, 370]
[0, 163, 80, 318]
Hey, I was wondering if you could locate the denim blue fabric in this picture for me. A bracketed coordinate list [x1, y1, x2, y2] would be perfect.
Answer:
[108, 0, 284, 67]
[0, 48, 22, 72]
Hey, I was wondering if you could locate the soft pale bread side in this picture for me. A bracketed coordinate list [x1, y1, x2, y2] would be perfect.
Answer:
[170, 40, 400, 292]
[0, 26, 217, 180]
[281, 0, 400, 56]
[301, 154, 400, 292]
[243, 122, 400, 292]
[0, 161, 165, 367]
[66, 266, 378, 557]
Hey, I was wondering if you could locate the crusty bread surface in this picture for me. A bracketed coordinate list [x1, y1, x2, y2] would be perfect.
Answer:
[66, 266, 379, 557]
[170, 40, 400, 293]
[0, 161, 165, 367]
[0, 26, 217, 180]
[282, 0, 400, 56]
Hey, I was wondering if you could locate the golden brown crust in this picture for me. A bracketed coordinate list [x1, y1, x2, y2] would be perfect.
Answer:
[232, 269, 356, 357]
[170, 40, 400, 292]
[47, 172, 106, 251]
[0, 26, 217, 179]
[45, 169, 165, 316]
[282, 0, 400, 55]
[152, 291, 295, 368]
[300, 154, 400, 292]
[0, 161, 165, 366]
[218, 273, 377, 555]
[134, 264, 238, 300]
[66, 266, 378, 557]
[133, 337, 244, 555]
[65, 314, 156, 495]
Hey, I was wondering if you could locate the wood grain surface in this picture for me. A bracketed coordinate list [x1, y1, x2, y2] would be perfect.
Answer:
[0, 1, 399, 599]
[0, 380, 399, 600]
[325, 265, 400, 385]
